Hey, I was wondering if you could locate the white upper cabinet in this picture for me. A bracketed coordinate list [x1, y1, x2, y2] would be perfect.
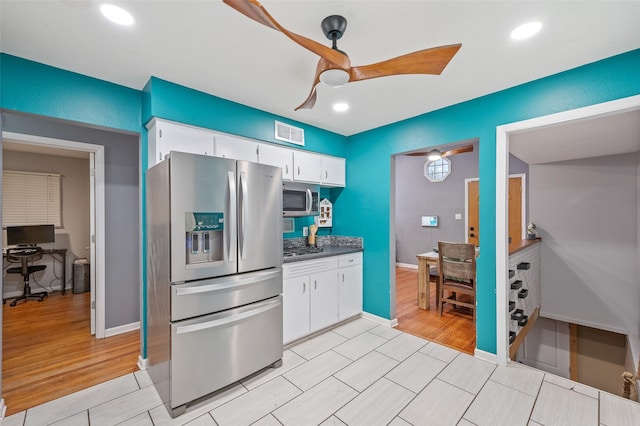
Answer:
[214, 134, 259, 163]
[147, 119, 215, 167]
[147, 120, 345, 187]
[320, 155, 346, 187]
[258, 143, 293, 181]
[293, 151, 323, 183]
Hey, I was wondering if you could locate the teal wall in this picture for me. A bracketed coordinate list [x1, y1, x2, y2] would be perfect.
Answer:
[2, 49, 640, 359]
[142, 77, 348, 158]
[336, 49, 640, 354]
[1, 54, 141, 132]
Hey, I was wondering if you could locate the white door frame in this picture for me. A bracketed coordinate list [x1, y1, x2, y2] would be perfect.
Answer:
[1, 131, 106, 338]
[495, 94, 640, 366]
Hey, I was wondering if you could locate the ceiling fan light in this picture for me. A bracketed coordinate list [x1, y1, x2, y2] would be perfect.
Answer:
[427, 149, 442, 161]
[319, 69, 350, 87]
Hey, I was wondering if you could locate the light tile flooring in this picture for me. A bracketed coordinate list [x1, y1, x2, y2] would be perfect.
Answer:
[5, 318, 640, 426]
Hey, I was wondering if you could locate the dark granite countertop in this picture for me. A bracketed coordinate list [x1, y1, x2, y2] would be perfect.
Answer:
[283, 246, 363, 263]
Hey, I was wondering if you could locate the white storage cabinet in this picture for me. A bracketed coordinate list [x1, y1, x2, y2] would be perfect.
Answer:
[320, 155, 346, 187]
[214, 134, 259, 163]
[147, 119, 215, 167]
[258, 143, 294, 181]
[338, 252, 363, 320]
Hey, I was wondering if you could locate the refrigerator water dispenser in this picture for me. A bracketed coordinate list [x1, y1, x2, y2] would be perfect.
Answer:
[185, 212, 224, 264]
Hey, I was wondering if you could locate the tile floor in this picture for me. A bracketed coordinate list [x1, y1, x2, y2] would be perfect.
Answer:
[4, 317, 640, 426]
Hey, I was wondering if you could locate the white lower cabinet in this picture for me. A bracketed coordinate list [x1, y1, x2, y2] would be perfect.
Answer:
[338, 252, 363, 320]
[282, 252, 362, 344]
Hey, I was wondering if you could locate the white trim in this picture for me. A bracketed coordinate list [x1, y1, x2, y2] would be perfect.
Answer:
[137, 355, 148, 370]
[396, 262, 418, 269]
[540, 311, 630, 335]
[464, 177, 479, 244]
[0, 398, 6, 420]
[495, 94, 640, 367]
[105, 321, 140, 337]
[474, 348, 498, 364]
[361, 311, 399, 328]
[2, 131, 107, 339]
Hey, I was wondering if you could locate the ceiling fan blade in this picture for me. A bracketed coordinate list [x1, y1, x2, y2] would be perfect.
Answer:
[223, 0, 350, 70]
[442, 145, 474, 157]
[349, 44, 461, 82]
[295, 58, 332, 111]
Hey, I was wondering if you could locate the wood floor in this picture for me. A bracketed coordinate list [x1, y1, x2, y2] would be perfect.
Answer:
[2, 291, 140, 416]
[395, 266, 476, 354]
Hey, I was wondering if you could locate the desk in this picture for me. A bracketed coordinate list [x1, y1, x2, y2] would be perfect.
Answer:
[43, 249, 68, 295]
[3, 248, 68, 295]
[416, 251, 439, 310]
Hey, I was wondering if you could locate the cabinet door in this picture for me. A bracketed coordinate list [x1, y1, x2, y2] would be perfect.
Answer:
[259, 143, 293, 181]
[339, 265, 363, 320]
[321, 155, 346, 187]
[214, 134, 259, 162]
[155, 121, 215, 163]
[283, 276, 310, 344]
[310, 269, 339, 332]
[293, 151, 322, 183]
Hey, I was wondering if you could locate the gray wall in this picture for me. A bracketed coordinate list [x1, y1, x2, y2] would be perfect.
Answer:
[530, 152, 639, 335]
[395, 141, 528, 265]
[2, 112, 140, 328]
[3, 151, 90, 295]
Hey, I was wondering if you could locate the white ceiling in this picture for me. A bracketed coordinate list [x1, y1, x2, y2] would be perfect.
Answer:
[2, 1, 639, 138]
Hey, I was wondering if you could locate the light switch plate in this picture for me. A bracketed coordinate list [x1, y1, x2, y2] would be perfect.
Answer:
[303, 226, 308, 237]
[455, 213, 462, 220]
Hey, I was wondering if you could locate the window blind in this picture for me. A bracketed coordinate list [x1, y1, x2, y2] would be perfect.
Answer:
[2, 171, 61, 227]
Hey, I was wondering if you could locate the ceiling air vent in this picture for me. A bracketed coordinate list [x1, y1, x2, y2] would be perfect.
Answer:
[275, 121, 304, 146]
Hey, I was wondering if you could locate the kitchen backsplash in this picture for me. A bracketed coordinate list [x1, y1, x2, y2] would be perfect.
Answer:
[283, 236, 363, 250]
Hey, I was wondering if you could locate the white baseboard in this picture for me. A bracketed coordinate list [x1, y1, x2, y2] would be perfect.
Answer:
[105, 321, 140, 337]
[395, 262, 418, 270]
[0, 398, 6, 421]
[474, 348, 498, 365]
[137, 355, 147, 370]
[361, 311, 399, 328]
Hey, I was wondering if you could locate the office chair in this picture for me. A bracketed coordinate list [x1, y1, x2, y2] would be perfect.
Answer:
[5, 246, 48, 306]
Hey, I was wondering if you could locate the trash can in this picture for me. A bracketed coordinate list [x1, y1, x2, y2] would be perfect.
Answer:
[73, 259, 90, 294]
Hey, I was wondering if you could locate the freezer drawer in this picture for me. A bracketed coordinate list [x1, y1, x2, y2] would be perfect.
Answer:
[170, 267, 282, 321]
[170, 295, 283, 409]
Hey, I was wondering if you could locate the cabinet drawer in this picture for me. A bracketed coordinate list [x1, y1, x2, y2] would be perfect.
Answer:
[338, 252, 362, 268]
[283, 257, 339, 279]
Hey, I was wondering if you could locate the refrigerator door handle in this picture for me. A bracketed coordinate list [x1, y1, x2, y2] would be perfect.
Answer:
[175, 298, 281, 335]
[175, 269, 281, 296]
[305, 188, 312, 215]
[239, 171, 248, 260]
[228, 171, 237, 263]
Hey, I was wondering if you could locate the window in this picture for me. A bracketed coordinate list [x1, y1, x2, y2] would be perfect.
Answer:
[424, 157, 451, 182]
[2, 171, 61, 227]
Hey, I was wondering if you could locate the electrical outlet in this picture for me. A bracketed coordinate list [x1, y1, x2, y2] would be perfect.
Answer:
[455, 213, 462, 220]
[303, 226, 308, 237]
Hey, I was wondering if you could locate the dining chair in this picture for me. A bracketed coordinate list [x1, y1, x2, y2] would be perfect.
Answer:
[437, 241, 476, 320]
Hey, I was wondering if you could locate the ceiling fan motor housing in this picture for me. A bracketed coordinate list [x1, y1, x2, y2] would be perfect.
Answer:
[321, 15, 347, 41]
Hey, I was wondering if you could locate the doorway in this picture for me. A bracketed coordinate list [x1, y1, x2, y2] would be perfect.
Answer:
[495, 94, 640, 366]
[2, 131, 105, 336]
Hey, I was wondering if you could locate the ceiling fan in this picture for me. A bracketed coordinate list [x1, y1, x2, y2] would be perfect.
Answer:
[223, 0, 462, 111]
[408, 144, 474, 160]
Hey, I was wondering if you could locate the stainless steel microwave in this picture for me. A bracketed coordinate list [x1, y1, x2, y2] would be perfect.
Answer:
[282, 182, 319, 217]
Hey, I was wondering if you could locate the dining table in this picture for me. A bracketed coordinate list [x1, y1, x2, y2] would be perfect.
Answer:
[416, 251, 440, 310]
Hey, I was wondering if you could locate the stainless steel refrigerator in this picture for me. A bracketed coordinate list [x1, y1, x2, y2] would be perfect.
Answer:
[146, 151, 283, 417]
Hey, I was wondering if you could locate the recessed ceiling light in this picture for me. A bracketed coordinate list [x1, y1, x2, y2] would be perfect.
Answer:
[510, 21, 542, 40]
[333, 102, 349, 112]
[100, 4, 134, 26]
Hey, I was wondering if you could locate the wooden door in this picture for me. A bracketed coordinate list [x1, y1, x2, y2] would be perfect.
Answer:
[467, 176, 523, 249]
[467, 180, 479, 246]
[508, 177, 523, 250]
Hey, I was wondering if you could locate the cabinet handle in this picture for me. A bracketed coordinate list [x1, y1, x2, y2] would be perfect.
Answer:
[285, 165, 289, 174]
[325, 171, 328, 179]
[314, 280, 317, 290]
[302, 282, 306, 293]
[342, 273, 344, 283]
[298, 166, 301, 175]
